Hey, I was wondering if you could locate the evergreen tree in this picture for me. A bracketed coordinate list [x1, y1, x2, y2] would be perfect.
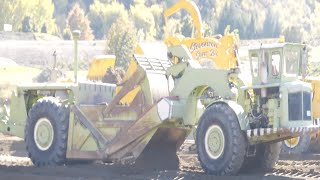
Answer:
[106, 17, 137, 69]
[66, 3, 94, 40]
[22, 16, 32, 32]
[131, 2, 156, 40]
[41, 24, 48, 33]
[88, 1, 128, 39]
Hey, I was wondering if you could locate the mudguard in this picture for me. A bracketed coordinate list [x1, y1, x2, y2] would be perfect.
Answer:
[207, 100, 249, 130]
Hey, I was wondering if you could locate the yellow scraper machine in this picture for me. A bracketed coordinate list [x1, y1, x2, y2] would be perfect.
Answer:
[0, 0, 319, 176]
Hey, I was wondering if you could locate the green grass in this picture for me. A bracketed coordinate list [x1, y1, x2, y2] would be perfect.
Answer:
[0, 66, 89, 99]
[0, 66, 41, 84]
[0, 65, 41, 98]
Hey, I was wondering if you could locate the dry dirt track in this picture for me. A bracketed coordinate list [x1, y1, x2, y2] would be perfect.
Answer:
[0, 135, 318, 180]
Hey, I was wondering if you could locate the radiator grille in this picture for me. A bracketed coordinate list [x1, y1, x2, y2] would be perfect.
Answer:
[288, 91, 311, 121]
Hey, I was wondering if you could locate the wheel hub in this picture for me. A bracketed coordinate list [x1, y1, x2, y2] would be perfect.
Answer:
[204, 125, 225, 159]
[34, 118, 54, 151]
[284, 137, 300, 148]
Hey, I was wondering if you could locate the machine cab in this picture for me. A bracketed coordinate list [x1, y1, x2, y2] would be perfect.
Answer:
[249, 43, 307, 85]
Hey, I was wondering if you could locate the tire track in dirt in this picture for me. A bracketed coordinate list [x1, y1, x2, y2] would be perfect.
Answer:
[0, 135, 318, 179]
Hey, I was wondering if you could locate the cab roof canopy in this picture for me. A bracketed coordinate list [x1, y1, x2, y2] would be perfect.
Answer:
[248, 43, 305, 51]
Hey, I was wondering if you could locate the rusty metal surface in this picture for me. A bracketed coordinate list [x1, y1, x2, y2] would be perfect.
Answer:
[66, 150, 104, 160]
[103, 56, 180, 163]
[105, 103, 163, 156]
[146, 127, 190, 153]
[68, 55, 187, 165]
[107, 128, 158, 164]
[134, 127, 189, 169]
[72, 106, 108, 146]
[103, 69, 145, 116]
[95, 120, 134, 128]
[107, 90, 144, 117]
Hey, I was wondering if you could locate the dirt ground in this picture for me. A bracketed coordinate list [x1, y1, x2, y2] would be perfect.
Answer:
[0, 135, 317, 180]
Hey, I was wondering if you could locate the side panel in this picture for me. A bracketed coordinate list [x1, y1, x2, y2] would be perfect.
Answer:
[170, 68, 235, 99]
[0, 91, 28, 138]
[71, 111, 100, 151]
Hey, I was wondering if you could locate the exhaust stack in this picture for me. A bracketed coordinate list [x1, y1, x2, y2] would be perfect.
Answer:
[72, 30, 81, 83]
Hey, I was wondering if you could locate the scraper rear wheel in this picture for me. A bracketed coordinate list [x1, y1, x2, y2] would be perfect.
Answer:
[25, 97, 69, 166]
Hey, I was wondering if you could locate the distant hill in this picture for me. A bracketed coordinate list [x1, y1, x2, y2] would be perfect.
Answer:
[0, 32, 61, 41]
[0, 57, 17, 66]
[0, 40, 105, 69]
[0, 32, 36, 41]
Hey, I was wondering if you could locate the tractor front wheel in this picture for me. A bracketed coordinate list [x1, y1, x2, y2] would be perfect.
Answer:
[25, 97, 69, 166]
[241, 142, 281, 172]
[196, 103, 246, 175]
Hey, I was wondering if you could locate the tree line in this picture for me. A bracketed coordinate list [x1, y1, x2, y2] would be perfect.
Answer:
[1, 0, 320, 43]
[2, 0, 320, 69]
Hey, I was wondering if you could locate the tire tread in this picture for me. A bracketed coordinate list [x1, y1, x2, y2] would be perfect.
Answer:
[25, 97, 69, 166]
[196, 103, 246, 175]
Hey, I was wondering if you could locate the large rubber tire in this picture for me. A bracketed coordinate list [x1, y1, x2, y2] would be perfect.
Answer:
[241, 142, 281, 172]
[256, 142, 281, 170]
[25, 97, 69, 166]
[309, 134, 320, 153]
[281, 135, 311, 154]
[196, 103, 246, 175]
